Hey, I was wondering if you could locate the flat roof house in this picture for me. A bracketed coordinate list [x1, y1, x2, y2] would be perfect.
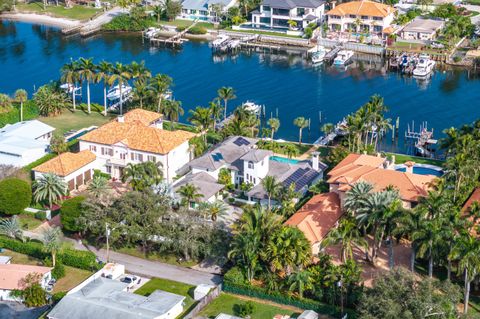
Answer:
[0, 264, 52, 302]
[251, 0, 326, 31]
[47, 277, 185, 319]
[326, 0, 395, 35]
[400, 17, 445, 41]
[180, 0, 237, 22]
[0, 120, 54, 167]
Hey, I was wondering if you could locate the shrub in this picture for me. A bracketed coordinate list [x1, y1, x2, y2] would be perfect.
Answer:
[52, 291, 67, 303]
[304, 27, 313, 39]
[237, 301, 255, 317]
[102, 14, 155, 31]
[228, 197, 235, 204]
[52, 262, 66, 279]
[34, 211, 47, 220]
[453, 56, 462, 63]
[61, 196, 86, 232]
[0, 178, 32, 215]
[188, 26, 207, 35]
[176, 25, 187, 32]
[93, 169, 111, 180]
[224, 266, 245, 284]
[0, 100, 39, 127]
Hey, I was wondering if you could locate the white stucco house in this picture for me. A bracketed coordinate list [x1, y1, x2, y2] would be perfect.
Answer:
[180, 0, 237, 22]
[326, 0, 396, 35]
[0, 264, 52, 302]
[77, 109, 196, 182]
[0, 120, 54, 167]
[251, 0, 326, 30]
[400, 17, 445, 41]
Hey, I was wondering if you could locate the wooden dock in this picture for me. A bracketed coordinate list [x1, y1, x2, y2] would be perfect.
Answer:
[150, 20, 199, 47]
[323, 46, 341, 62]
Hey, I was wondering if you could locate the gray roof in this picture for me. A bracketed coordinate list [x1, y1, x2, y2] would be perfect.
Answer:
[262, 0, 325, 10]
[402, 17, 445, 34]
[298, 310, 319, 319]
[0, 120, 54, 140]
[173, 172, 225, 200]
[181, 0, 233, 11]
[240, 149, 273, 163]
[0, 120, 53, 160]
[47, 278, 185, 319]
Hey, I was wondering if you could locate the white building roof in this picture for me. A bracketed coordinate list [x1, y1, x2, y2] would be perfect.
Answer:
[0, 120, 54, 140]
[402, 17, 445, 34]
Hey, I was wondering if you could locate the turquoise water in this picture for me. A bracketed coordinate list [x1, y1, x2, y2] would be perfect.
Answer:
[395, 166, 444, 177]
[0, 21, 480, 151]
[270, 155, 300, 164]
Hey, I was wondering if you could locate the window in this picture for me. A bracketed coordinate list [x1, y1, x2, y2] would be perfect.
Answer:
[106, 165, 112, 174]
[89, 145, 97, 152]
[297, 8, 305, 16]
[361, 15, 369, 20]
[253, 178, 256, 184]
[262, 5, 270, 11]
[120, 153, 126, 160]
[330, 15, 341, 19]
[373, 16, 382, 21]
[246, 174, 249, 180]
[349, 14, 356, 18]
[147, 155, 156, 162]
[248, 161, 254, 169]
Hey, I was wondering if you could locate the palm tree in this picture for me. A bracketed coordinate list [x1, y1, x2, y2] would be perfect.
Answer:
[228, 230, 260, 282]
[177, 183, 203, 207]
[163, 100, 184, 125]
[288, 270, 314, 298]
[268, 117, 280, 140]
[109, 63, 132, 115]
[96, 61, 113, 116]
[77, 57, 96, 114]
[217, 86, 236, 120]
[14, 89, 28, 122]
[33, 173, 68, 208]
[87, 176, 111, 199]
[132, 77, 151, 110]
[283, 144, 299, 159]
[322, 218, 367, 262]
[321, 122, 335, 135]
[188, 106, 212, 142]
[208, 99, 223, 131]
[130, 61, 151, 81]
[207, 200, 227, 221]
[412, 218, 444, 278]
[151, 74, 172, 114]
[344, 181, 374, 215]
[293, 117, 309, 144]
[42, 226, 62, 267]
[262, 176, 282, 210]
[34, 85, 69, 117]
[122, 161, 163, 191]
[61, 61, 80, 111]
[0, 216, 24, 241]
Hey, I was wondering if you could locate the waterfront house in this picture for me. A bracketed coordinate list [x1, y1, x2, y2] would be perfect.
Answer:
[47, 277, 185, 319]
[32, 150, 97, 191]
[326, 0, 395, 35]
[180, 0, 237, 22]
[78, 109, 195, 182]
[251, 0, 326, 31]
[180, 136, 326, 204]
[400, 17, 445, 41]
[172, 171, 225, 208]
[0, 120, 54, 167]
[0, 264, 52, 301]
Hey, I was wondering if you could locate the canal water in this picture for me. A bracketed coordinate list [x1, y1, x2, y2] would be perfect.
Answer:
[1, 21, 480, 151]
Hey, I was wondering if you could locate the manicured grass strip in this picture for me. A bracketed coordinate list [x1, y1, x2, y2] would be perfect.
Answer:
[16, 3, 101, 20]
[17, 214, 43, 230]
[386, 152, 444, 166]
[39, 108, 113, 135]
[116, 247, 198, 267]
[199, 293, 301, 319]
[0, 249, 43, 266]
[53, 266, 92, 293]
[159, 19, 215, 30]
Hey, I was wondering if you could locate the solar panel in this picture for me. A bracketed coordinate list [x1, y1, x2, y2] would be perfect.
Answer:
[283, 168, 319, 191]
[283, 168, 306, 187]
[233, 137, 250, 146]
[212, 152, 224, 162]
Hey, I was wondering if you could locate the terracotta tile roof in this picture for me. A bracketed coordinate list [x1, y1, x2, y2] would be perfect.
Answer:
[327, 154, 435, 202]
[122, 109, 163, 126]
[462, 188, 480, 213]
[383, 26, 395, 34]
[327, 0, 395, 17]
[0, 264, 52, 290]
[285, 192, 343, 244]
[80, 120, 196, 155]
[33, 150, 96, 177]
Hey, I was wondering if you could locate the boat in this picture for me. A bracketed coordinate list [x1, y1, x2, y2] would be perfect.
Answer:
[333, 50, 354, 65]
[60, 83, 80, 94]
[144, 27, 161, 39]
[242, 101, 262, 115]
[413, 55, 436, 77]
[311, 46, 327, 64]
[107, 84, 133, 101]
[212, 35, 230, 49]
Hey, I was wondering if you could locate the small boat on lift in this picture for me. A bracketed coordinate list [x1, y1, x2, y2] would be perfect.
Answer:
[107, 84, 133, 101]
[242, 101, 262, 115]
[311, 46, 327, 64]
[333, 50, 354, 65]
[60, 83, 81, 94]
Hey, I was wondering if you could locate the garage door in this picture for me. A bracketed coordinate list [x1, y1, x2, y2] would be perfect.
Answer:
[84, 170, 92, 182]
[76, 174, 83, 188]
[68, 179, 75, 191]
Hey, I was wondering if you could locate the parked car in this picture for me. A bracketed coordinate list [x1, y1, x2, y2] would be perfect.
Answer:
[120, 275, 138, 286]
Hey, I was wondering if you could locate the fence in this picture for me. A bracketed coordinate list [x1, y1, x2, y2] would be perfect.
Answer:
[183, 284, 222, 319]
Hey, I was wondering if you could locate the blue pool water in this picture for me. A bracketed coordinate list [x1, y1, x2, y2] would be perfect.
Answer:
[270, 156, 300, 164]
[0, 21, 480, 152]
[395, 166, 444, 177]
[66, 128, 96, 142]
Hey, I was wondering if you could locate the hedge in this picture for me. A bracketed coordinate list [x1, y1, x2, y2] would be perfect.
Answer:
[60, 196, 86, 232]
[222, 281, 356, 318]
[23, 153, 57, 173]
[0, 101, 39, 127]
[0, 178, 32, 215]
[0, 236, 100, 271]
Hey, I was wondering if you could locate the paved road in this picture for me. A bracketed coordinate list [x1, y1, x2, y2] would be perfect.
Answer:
[79, 7, 127, 34]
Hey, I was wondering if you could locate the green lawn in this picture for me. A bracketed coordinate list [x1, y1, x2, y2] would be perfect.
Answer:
[1, 249, 44, 266]
[16, 3, 101, 20]
[199, 293, 301, 319]
[226, 27, 303, 39]
[135, 278, 197, 316]
[115, 246, 198, 267]
[159, 19, 215, 29]
[385, 153, 444, 167]
[39, 109, 114, 135]
[17, 214, 43, 230]
[257, 140, 312, 157]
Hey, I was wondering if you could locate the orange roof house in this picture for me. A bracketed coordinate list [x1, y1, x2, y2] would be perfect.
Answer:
[462, 188, 480, 213]
[33, 150, 96, 177]
[0, 264, 52, 291]
[327, 0, 395, 18]
[285, 192, 343, 255]
[122, 108, 163, 126]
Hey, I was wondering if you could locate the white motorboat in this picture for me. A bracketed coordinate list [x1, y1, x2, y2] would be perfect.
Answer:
[311, 46, 327, 64]
[107, 84, 133, 101]
[413, 55, 436, 77]
[60, 83, 80, 94]
[242, 101, 262, 115]
[144, 27, 161, 39]
[333, 50, 354, 65]
[212, 35, 230, 49]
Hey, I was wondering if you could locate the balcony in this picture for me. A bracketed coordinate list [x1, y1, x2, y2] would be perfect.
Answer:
[107, 158, 127, 166]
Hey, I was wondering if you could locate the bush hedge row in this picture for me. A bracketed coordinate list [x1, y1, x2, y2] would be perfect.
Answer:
[0, 101, 39, 127]
[222, 281, 356, 318]
[0, 236, 100, 271]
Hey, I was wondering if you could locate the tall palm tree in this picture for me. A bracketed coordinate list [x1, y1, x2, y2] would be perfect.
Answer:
[163, 100, 184, 125]
[322, 218, 367, 262]
[344, 181, 373, 215]
[87, 176, 111, 200]
[60, 61, 80, 111]
[42, 226, 62, 267]
[34, 85, 69, 117]
[268, 117, 280, 140]
[77, 57, 96, 114]
[262, 175, 282, 210]
[228, 230, 261, 282]
[14, 89, 28, 122]
[96, 61, 113, 116]
[33, 173, 68, 208]
[0, 216, 24, 241]
[177, 183, 203, 207]
[412, 218, 444, 278]
[132, 77, 151, 110]
[109, 63, 132, 115]
[288, 270, 314, 298]
[293, 117, 309, 144]
[122, 161, 163, 191]
[208, 99, 223, 131]
[130, 61, 151, 81]
[151, 74, 172, 114]
[188, 106, 212, 142]
[207, 200, 227, 221]
[217, 86, 236, 120]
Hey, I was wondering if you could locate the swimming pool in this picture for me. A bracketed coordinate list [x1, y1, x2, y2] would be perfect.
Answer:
[66, 127, 97, 142]
[270, 155, 300, 164]
[395, 164, 444, 177]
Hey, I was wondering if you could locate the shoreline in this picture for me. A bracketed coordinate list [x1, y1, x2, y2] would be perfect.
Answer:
[0, 12, 80, 28]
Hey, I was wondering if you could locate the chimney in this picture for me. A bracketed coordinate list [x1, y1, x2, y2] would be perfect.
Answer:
[331, 0, 336, 9]
[311, 151, 320, 171]
[117, 115, 125, 123]
[404, 161, 415, 174]
[155, 119, 164, 130]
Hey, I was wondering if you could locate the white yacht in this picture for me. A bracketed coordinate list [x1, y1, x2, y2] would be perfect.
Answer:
[333, 50, 354, 65]
[243, 101, 262, 115]
[107, 84, 133, 101]
[311, 46, 327, 64]
[144, 27, 161, 39]
[413, 55, 436, 77]
[60, 83, 80, 94]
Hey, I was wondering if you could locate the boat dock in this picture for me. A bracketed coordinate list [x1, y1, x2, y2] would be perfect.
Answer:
[405, 121, 437, 157]
[323, 46, 341, 63]
[314, 118, 347, 146]
[61, 7, 125, 37]
[150, 20, 199, 47]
